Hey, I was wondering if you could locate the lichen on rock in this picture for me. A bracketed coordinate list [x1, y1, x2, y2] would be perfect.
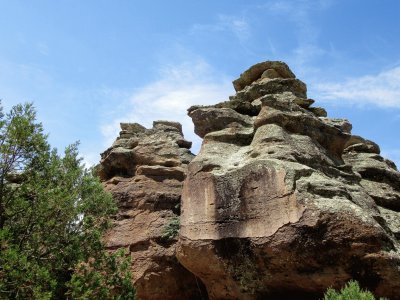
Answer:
[177, 61, 400, 300]
[100, 61, 400, 300]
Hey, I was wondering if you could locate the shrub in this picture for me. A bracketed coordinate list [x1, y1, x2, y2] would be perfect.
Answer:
[67, 249, 135, 300]
[324, 280, 388, 300]
[161, 216, 180, 240]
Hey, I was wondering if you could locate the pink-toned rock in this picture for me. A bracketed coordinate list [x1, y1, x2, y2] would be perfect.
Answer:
[100, 121, 207, 300]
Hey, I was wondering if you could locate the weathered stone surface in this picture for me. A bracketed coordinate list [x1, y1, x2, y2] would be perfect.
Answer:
[177, 61, 400, 300]
[233, 61, 296, 91]
[120, 122, 146, 133]
[294, 97, 315, 108]
[344, 135, 381, 154]
[261, 68, 280, 79]
[231, 77, 307, 102]
[99, 122, 193, 180]
[254, 104, 350, 161]
[308, 106, 327, 117]
[136, 165, 186, 181]
[153, 120, 183, 135]
[100, 122, 207, 300]
[343, 144, 400, 212]
[320, 117, 353, 134]
[100, 60, 400, 300]
[189, 107, 253, 138]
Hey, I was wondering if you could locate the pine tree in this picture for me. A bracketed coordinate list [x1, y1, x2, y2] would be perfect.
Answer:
[0, 102, 135, 299]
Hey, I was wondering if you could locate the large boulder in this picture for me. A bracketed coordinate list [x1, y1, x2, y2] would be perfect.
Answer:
[99, 121, 207, 300]
[232, 61, 296, 91]
[177, 61, 400, 299]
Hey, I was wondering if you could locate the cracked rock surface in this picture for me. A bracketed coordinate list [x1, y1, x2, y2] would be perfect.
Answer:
[177, 61, 400, 299]
[99, 61, 400, 300]
[99, 121, 207, 300]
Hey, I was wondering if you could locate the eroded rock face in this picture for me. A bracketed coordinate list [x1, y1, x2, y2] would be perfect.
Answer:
[177, 61, 400, 299]
[99, 121, 207, 300]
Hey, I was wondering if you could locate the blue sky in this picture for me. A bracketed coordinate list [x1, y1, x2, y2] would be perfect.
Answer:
[1, 0, 399, 167]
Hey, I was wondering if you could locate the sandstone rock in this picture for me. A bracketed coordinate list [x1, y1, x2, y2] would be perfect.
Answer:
[136, 165, 186, 181]
[99, 122, 193, 181]
[204, 126, 254, 146]
[320, 117, 353, 134]
[344, 135, 380, 154]
[120, 122, 146, 132]
[214, 98, 261, 116]
[378, 206, 400, 238]
[177, 61, 400, 300]
[189, 107, 253, 138]
[250, 124, 339, 169]
[294, 97, 315, 108]
[343, 147, 400, 212]
[308, 106, 328, 117]
[153, 120, 183, 135]
[100, 122, 207, 300]
[261, 68, 281, 79]
[343, 152, 400, 187]
[175, 138, 192, 149]
[100, 60, 400, 300]
[254, 105, 350, 161]
[233, 61, 296, 91]
[231, 78, 307, 102]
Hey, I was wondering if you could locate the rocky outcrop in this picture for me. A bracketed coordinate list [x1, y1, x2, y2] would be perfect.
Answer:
[99, 61, 400, 300]
[177, 61, 400, 299]
[99, 121, 207, 300]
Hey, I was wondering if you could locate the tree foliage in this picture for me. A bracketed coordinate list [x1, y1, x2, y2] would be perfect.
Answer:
[67, 249, 135, 300]
[161, 216, 180, 241]
[324, 280, 388, 300]
[0, 102, 135, 299]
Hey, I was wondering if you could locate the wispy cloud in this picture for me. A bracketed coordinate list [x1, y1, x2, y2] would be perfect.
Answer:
[191, 14, 251, 42]
[315, 66, 400, 108]
[259, 0, 334, 71]
[37, 42, 49, 56]
[100, 59, 233, 153]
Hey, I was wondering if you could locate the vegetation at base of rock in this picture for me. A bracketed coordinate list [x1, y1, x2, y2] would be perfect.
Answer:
[161, 216, 180, 240]
[0, 102, 135, 299]
[67, 249, 135, 300]
[323, 280, 388, 300]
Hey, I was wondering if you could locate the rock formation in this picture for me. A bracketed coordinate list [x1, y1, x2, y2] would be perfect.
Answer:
[177, 61, 400, 299]
[100, 61, 400, 300]
[98, 121, 207, 300]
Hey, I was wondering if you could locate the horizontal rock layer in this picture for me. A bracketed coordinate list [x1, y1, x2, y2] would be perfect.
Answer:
[99, 121, 207, 300]
[177, 61, 400, 299]
[100, 61, 400, 300]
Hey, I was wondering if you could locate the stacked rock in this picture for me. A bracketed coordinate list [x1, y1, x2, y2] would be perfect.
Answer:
[99, 121, 206, 300]
[177, 61, 400, 299]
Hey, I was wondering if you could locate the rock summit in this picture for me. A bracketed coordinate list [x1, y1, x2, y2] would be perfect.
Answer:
[100, 61, 400, 299]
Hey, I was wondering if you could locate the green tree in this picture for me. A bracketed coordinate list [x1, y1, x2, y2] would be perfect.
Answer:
[324, 280, 388, 300]
[0, 102, 135, 299]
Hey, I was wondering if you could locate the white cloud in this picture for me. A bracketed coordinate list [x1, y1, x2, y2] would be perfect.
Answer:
[315, 66, 400, 108]
[191, 14, 251, 42]
[259, 0, 334, 71]
[80, 151, 101, 169]
[100, 59, 233, 154]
